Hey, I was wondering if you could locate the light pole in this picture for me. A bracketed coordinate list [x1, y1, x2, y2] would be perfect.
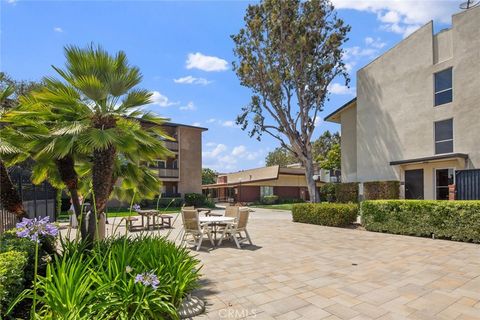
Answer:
[312, 174, 319, 203]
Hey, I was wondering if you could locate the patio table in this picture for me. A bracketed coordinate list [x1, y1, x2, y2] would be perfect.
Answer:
[199, 216, 235, 243]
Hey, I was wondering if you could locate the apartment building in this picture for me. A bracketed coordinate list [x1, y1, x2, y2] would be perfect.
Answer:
[152, 122, 207, 197]
[325, 7, 480, 200]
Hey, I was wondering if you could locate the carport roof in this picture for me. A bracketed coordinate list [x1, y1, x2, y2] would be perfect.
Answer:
[389, 153, 468, 166]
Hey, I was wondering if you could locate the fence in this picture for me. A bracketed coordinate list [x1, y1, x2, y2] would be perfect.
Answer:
[456, 169, 480, 200]
[1, 166, 57, 233]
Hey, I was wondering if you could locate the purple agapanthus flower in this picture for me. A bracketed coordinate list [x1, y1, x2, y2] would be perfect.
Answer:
[16, 216, 59, 243]
[134, 271, 160, 289]
[132, 204, 141, 212]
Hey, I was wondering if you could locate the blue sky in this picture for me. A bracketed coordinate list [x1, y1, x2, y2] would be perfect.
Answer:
[1, 0, 459, 172]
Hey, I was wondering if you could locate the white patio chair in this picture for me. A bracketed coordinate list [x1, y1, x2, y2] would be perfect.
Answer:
[218, 208, 253, 249]
[224, 206, 239, 218]
[180, 209, 214, 251]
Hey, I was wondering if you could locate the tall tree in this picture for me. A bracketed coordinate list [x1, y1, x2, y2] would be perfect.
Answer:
[312, 130, 340, 162]
[10, 45, 170, 242]
[265, 147, 297, 167]
[232, 0, 350, 202]
[202, 168, 218, 185]
[318, 143, 341, 171]
[0, 73, 41, 219]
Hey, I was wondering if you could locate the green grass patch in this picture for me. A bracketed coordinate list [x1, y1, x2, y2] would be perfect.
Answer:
[250, 204, 294, 211]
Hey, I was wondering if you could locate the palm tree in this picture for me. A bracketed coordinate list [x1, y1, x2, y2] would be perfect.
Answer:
[12, 45, 171, 242]
[0, 74, 27, 219]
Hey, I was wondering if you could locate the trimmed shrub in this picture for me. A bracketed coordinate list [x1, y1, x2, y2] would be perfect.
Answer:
[292, 203, 358, 227]
[260, 195, 279, 205]
[319, 183, 337, 202]
[320, 183, 359, 203]
[0, 250, 28, 315]
[336, 183, 359, 203]
[364, 181, 400, 200]
[184, 193, 215, 208]
[361, 200, 480, 243]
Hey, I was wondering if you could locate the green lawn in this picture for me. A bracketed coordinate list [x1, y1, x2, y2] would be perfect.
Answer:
[250, 204, 294, 211]
[57, 207, 181, 221]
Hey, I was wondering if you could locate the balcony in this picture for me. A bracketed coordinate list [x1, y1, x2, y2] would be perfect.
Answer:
[158, 168, 179, 178]
[163, 141, 178, 151]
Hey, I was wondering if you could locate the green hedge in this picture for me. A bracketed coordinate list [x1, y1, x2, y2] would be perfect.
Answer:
[0, 250, 28, 315]
[363, 181, 400, 200]
[320, 183, 359, 203]
[292, 203, 358, 227]
[184, 193, 215, 208]
[361, 200, 480, 242]
[260, 195, 278, 205]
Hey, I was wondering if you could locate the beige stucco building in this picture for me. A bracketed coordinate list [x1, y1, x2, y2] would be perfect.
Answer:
[326, 7, 480, 200]
[202, 165, 327, 203]
[153, 122, 207, 197]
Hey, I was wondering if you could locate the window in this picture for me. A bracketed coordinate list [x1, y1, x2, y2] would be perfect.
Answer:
[434, 68, 452, 106]
[260, 186, 274, 197]
[157, 160, 166, 169]
[435, 119, 453, 154]
[435, 168, 455, 200]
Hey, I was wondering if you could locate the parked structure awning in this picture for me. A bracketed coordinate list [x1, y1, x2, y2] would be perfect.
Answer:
[389, 153, 468, 166]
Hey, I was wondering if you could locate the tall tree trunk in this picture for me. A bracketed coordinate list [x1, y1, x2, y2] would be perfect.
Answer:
[56, 156, 87, 239]
[88, 115, 117, 242]
[304, 156, 320, 203]
[0, 160, 27, 219]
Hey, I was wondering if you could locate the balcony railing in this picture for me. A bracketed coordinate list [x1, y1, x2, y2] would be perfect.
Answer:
[163, 141, 178, 151]
[158, 168, 179, 178]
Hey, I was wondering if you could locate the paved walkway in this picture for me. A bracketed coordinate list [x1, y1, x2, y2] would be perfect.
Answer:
[62, 208, 480, 319]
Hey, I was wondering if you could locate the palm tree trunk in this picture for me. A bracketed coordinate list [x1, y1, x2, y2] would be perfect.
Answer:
[56, 156, 87, 239]
[89, 115, 117, 242]
[0, 160, 27, 219]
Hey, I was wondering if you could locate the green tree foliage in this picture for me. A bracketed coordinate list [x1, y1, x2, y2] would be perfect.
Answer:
[202, 168, 217, 185]
[5, 45, 171, 242]
[232, 0, 350, 202]
[313, 131, 341, 162]
[318, 143, 341, 171]
[265, 147, 297, 167]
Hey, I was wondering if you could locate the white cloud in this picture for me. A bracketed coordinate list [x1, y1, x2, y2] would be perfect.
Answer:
[221, 120, 236, 127]
[332, 0, 458, 38]
[191, 122, 201, 127]
[7, 0, 17, 4]
[328, 83, 355, 95]
[231, 145, 247, 156]
[174, 75, 212, 85]
[206, 118, 217, 123]
[179, 101, 196, 111]
[203, 143, 227, 158]
[186, 52, 228, 72]
[150, 91, 178, 107]
[365, 37, 386, 49]
[53, 27, 63, 33]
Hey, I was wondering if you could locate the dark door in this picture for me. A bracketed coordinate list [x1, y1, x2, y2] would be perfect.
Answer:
[405, 169, 424, 199]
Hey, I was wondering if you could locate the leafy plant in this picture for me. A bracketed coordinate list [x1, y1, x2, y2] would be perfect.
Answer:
[361, 200, 480, 242]
[292, 203, 358, 227]
[260, 195, 278, 205]
[0, 250, 28, 315]
[363, 181, 400, 200]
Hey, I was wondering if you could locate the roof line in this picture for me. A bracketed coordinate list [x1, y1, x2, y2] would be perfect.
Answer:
[389, 153, 468, 166]
[324, 97, 357, 122]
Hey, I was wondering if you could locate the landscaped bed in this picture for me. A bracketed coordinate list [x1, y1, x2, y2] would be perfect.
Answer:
[1, 218, 201, 319]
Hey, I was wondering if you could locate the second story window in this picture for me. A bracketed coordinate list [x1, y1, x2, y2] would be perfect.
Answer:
[435, 119, 453, 154]
[434, 68, 452, 106]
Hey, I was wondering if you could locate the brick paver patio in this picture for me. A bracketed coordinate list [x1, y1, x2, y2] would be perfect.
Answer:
[72, 207, 480, 319]
[190, 208, 480, 320]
